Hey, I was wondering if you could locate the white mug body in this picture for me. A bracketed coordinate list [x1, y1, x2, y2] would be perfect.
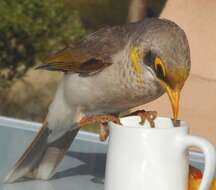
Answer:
[105, 117, 216, 190]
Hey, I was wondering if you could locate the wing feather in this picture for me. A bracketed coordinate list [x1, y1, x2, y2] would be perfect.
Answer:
[37, 26, 127, 76]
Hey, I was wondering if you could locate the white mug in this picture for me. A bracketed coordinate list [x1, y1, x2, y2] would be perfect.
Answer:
[105, 116, 216, 190]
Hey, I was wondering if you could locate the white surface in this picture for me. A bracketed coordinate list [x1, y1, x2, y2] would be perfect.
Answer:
[0, 116, 214, 190]
[0, 116, 103, 144]
[106, 116, 216, 190]
[0, 117, 107, 190]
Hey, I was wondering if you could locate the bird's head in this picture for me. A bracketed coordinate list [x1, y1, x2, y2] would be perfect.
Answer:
[129, 19, 191, 121]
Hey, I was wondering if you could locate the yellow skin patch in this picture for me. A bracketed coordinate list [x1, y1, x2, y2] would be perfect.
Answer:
[154, 56, 166, 77]
[130, 47, 143, 75]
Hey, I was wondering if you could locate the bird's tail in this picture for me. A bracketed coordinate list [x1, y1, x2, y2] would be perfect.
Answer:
[4, 121, 79, 183]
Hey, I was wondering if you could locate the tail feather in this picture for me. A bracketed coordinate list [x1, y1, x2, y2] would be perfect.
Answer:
[34, 128, 79, 180]
[4, 122, 79, 183]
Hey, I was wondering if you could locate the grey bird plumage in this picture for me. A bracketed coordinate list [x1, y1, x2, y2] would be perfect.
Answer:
[4, 18, 191, 183]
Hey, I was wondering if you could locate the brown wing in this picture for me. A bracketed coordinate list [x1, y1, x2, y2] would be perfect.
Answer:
[36, 26, 127, 76]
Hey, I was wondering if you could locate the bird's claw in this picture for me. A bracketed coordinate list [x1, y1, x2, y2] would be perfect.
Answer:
[138, 110, 157, 127]
[122, 110, 157, 128]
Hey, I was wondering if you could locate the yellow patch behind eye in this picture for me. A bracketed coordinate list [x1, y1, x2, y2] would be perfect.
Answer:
[154, 56, 166, 76]
[130, 47, 143, 74]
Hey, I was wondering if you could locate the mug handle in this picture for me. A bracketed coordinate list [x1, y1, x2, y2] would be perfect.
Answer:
[180, 135, 216, 190]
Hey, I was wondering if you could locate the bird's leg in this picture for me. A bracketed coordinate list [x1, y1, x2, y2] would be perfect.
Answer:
[79, 114, 120, 126]
[120, 110, 157, 128]
[99, 123, 109, 141]
[78, 114, 120, 141]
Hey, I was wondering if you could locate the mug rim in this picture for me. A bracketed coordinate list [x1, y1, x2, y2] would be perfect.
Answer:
[108, 116, 188, 131]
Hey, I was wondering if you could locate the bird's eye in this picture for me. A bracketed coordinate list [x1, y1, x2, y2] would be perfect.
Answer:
[154, 57, 166, 80]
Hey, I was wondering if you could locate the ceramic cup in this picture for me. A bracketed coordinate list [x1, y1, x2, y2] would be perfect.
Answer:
[105, 116, 216, 190]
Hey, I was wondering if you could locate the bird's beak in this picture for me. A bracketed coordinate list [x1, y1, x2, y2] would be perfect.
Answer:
[165, 86, 180, 122]
[159, 80, 181, 121]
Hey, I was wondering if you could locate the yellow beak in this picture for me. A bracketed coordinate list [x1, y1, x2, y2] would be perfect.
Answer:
[165, 86, 180, 122]
[159, 80, 181, 121]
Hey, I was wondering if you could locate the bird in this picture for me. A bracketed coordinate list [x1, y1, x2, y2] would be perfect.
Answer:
[4, 18, 191, 183]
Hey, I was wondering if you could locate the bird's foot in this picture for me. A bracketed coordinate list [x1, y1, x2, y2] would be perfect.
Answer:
[121, 110, 157, 127]
[79, 114, 120, 141]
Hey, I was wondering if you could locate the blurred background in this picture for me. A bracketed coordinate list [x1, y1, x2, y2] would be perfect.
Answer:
[0, 0, 216, 143]
[0, 0, 166, 125]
